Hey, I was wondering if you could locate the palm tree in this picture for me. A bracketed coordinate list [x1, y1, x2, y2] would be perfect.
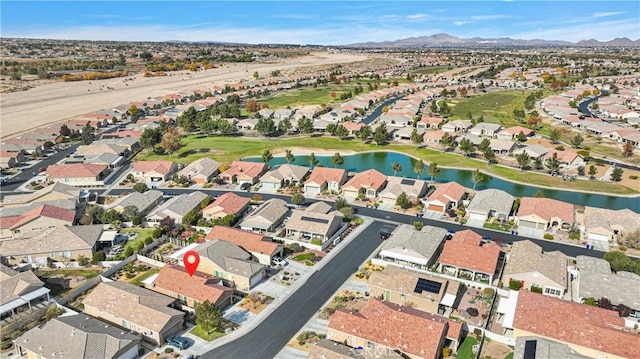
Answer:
[471, 169, 484, 190]
[392, 161, 402, 176]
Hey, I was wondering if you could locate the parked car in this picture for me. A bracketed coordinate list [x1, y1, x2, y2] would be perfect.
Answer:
[166, 336, 189, 350]
[273, 256, 288, 266]
[379, 229, 392, 240]
[239, 182, 251, 191]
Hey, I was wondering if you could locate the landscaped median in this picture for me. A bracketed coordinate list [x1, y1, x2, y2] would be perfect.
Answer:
[134, 135, 638, 195]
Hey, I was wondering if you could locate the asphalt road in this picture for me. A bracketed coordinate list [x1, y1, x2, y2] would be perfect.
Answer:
[104, 187, 606, 259]
[361, 96, 401, 125]
[201, 220, 396, 359]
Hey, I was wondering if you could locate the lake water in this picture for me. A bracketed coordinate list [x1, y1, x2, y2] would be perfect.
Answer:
[247, 151, 639, 212]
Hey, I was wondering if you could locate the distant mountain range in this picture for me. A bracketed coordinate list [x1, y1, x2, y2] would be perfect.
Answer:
[344, 33, 640, 48]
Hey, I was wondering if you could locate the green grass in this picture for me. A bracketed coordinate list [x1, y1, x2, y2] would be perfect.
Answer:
[38, 269, 102, 279]
[294, 253, 317, 261]
[129, 268, 160, 287]
[505, 353, 514, 359]
[136, 135, 636, 195]
[483, 222, 513, 232]
[457, 336, 478, 359]
[191, 325, 226, 341]
[120, 228, 155, 253]
[412, 66, 451, 75]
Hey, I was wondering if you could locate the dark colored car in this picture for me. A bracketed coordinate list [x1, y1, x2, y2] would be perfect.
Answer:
[379, 229, 392, 240]
[166, 336, 189, 350]
[240, 182, 251, 191]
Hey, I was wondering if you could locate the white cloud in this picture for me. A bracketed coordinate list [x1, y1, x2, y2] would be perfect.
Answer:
[510, 18, 639, 42]
[591, 11, 625, 18]
[470, 14, 511, 21]
[406, 13, 429, 20]
[453, 20, 473, 26]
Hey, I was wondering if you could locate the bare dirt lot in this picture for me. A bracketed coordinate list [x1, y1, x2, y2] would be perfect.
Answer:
[0, 52, 372, 140]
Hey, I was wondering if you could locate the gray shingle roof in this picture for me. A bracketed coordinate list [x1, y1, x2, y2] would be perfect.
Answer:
[503, 240, 568, 290]
[467, 189, 515, 216]
[194, 240, 265, 278]
[146, 191, 208, 221]
[239, 198, 289, 231]
[379, 224, 447, 264]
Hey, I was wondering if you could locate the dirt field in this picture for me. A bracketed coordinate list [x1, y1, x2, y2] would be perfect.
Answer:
[0, 52, 372, 140]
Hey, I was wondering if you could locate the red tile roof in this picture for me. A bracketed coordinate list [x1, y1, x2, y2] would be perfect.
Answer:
[439, 229, 502, 274]
[513, 290, 640, 359]
[341, 122, 364, 131]
[203, 192, 250, 217]
[423, 130, 444, 140]
[46, 163, 107, 178]
[544, 149, 581, 164]
[305, 167, 347, 186]
[517, 197, 574, 224]
[501, 126, 534, 135]
[221, 161, 267, 180]
[328, 299, 458, 358]
[343, 169, 387, 192]
[205, 226, 280, 256]
[427, 181, 466, 205]
[153, 264, 233, 306]
[133, 160, 176, 175]
[4, 204, 75, 230]
[420, 116, 444, 125]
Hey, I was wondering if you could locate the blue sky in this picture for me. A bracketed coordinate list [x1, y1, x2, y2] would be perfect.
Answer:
[1, 1, 639, 44]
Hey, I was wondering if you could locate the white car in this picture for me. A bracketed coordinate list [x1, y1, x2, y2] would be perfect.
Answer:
[273, 256, 288, 267]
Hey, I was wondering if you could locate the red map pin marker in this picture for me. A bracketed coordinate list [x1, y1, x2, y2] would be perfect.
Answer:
[183, 251, 200, 277]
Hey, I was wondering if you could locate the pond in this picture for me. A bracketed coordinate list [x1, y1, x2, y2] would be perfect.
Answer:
[246, 151, 639, 212]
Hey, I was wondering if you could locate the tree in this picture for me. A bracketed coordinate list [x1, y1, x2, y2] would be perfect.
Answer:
[516, 131, 527, 142]
[533, 190, 546, 198]
[253, 71, 259, 79]
[610, 167, 623, 182]
[513, 108, 525, 122]
[245, 99, 257, 113]
[358, 125, 372, 142]
[129, 104, 139, 123]
[478, 138, 491, 152]
[123, 246, 134, 257]
[291, 193, 305, 205]
[195, 300, 223, 334]
[139, 51, 153, 61]
[545, 152, 561, 173]
[471, 169, 484, 190]
[410, 128, 423, 147]
[373, 123, 389, 145]
[335, 196, 349, 210]
[413, 160, 425, 179]
[92, 251, 106, 264]
[45, 305, 64, 320]
[570, 134, 584, 148]
[308, 153, 319, 168]
[604, 251, 637, 273]
[331, 152, 344, 168]
[484, 147, 496, 163]
[256, 117, 276, 136]
[427, 162, 440, 182]
[549, 128, 562, 144]
[440, 132, 452, 152]
[262, 150, 273, 163]
[622, 141, 634, 157]
[160, 127, 182, 158]
[335, 125, 349, 140]
[81, 124, 93, 145]
[182, 210, 200, 226]
[396, 192, 412, 209]
[278, 117, 292, 134]
[459, 138, 476, 157]
[122, 205, 139, 222]
[389, 161, 402, 176]
[140, 128, 161, 154]
[516, 151, 531, 171]
[588, 164, 598, 179]
[285, 149, 295, 164]
[325, 123, 337, 135]
[297, 117, 314, 134]
[59, 124, 71, 137]
[101, 209, 121, 226]
[85, 204, 104, 224]
[577, 166, 586, 176]
[133, 182, 149, 193]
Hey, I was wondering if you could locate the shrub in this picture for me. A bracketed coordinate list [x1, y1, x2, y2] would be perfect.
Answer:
[413, 221, 424, 230]
[310, 238, 322, 246]
[144, 236, 153, 245]
[164, 348, 174, 354]
[152, 228, 162, 239]
[442, 347, 451, 357]
[531, 286, 543, 294]
[619, 245, 628, 252]
[77, 255, 90, 267]
[92, 251, 106, 264]
[543, 233, 554, 240]
[509, 280, 522, 290]
[630, 175, 639, 180]
[568, 233, 580, 240]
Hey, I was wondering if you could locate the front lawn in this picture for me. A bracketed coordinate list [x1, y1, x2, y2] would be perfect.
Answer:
[190, 325, 225, 342]
[37, 268, 102, 279]
[483, 222, 513, 232]
[457, 336, 479, 359]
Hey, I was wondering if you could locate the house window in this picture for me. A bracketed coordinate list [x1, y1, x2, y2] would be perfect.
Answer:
[13, 230, 20, 234]
[544, 287, 561, 297]
[400, 294, 406, 301]
[50, 252, 55, 258]
[366, 341, 375, 350]
[122, 320, 129, 329]
[178, 295, 186, 302]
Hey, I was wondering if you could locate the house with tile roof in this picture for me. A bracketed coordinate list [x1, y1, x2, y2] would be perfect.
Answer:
[284, 208, 344, 249]
[340, 121, 364, 135]
[469, 123, 502, 137]
[110, 190, 164, 216]
[379, 176, 427, 204]
[83, 281, 184, 346]
[466, 188, 515, 222]
[368, 265, 461, 316]
[439, 229, 503, 283]
[423, 181, 467, 213]
[582, 206, 640, 249]
[205, 226, 282, 265]
[0, 204, 75, 239]
[146, 191, 209, 224]
[327, 298, 463, 359]
[512, 145, 549, 160]
[442, 120, 472, 133]
[259, 164, 310, 190]
[150, 264, 234, 309]
[239, 198, 289, 233]
[516, 197, 575, 237]
[304, 167, 348, 197]
[510, 290, 639, 359]
[0, 264, 51, 320]
[0, 225, 103, 267]
[177, 158, 220, 184]
[543, 148, 584, 168]
[373, 224, 448, 271]
[496, 126, 535, 141]
[309, 338, 404, 359]
[219, 161, 267, 185]
[342, 169, 387, 199]
[1, 182, 80, 209]
[503, 241, 568, 298]
[575, 256, 640, 312]
[417, 116, 444, 130]
[513, 336, 591, 359]
[422, 130, 446, 148]
[131, 160, 178, 184]
[0, 150, 25, 169]
[46, 163, 108, 186]
[192, 240, 267, 290]
[202, 192, 250, 221]
[14, 314, 141, 359]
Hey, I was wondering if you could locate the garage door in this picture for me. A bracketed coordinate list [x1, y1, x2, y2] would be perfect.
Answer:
[469, 212, 486, 221]
[588, 233, 609, 243]
[428, 204, 444, 212]
[517, 220, 545, 239]
[467, 212, 486, 228]
[305, 185, 321, 198]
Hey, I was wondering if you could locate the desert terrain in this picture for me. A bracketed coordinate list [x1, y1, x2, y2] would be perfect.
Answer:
[0, 52, 373, 140]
